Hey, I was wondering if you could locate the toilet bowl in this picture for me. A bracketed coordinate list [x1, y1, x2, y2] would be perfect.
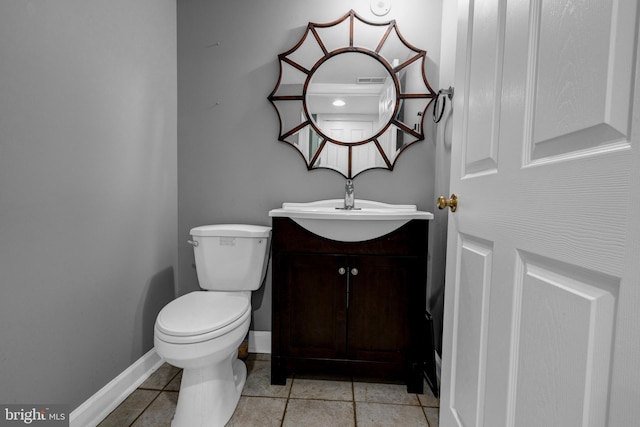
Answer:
[153, 224, 271, 427]
[154, 292, 251, 426]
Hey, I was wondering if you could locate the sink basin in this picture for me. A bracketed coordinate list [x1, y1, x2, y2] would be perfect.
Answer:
[269, 199, 433, 242]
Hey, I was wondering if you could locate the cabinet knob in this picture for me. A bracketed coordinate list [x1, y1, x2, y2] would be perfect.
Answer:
[338, 267, 346, 275]
[351, 268, 359, 276]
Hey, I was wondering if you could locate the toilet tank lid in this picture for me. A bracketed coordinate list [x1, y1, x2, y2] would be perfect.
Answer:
[190, 224, 271, 238]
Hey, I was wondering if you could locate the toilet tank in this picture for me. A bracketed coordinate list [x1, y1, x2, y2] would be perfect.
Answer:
[189, 224, 271, 292]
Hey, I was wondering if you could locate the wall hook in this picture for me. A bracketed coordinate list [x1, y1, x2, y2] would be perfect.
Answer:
[440, 86, 454, 100]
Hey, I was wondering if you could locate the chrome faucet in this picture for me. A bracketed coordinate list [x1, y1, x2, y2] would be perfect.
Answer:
[344, 179, 355, 210]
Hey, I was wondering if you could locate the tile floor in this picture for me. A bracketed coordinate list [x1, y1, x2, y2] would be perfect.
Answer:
[98, 354, 440, 427]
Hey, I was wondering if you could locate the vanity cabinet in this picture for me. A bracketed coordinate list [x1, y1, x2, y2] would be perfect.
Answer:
[271, 217, 429, 393]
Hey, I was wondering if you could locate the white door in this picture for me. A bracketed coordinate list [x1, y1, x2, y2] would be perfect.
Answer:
[440, 0, 640, 426]
[321, 119, 374, 173]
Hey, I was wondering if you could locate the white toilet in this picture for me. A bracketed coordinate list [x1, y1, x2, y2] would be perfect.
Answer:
[154, 224, 271, 427]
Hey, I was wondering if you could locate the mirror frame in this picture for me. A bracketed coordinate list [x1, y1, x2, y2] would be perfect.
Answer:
[268, 10, 436, 178]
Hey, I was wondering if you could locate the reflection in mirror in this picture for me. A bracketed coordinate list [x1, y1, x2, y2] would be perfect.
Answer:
[269, 10, 436, 178]
[306, 52, 395, 141]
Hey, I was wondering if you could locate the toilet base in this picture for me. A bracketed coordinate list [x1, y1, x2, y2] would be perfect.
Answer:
[171, 353, 247, 427]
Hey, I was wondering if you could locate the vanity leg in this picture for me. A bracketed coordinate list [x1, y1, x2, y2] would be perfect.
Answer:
[407, 363, 424, 394]
[271, 356, 286, 385]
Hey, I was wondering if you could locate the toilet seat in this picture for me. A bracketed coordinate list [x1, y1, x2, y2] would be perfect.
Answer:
[155, 291, 250, 344]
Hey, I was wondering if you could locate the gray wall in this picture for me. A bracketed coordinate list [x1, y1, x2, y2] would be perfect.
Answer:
[428, 0, 458, 355]
[177, 0, 444, 333]
[0, 0, 177, 410]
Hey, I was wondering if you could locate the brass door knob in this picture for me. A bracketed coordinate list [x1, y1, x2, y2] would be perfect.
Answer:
[437, 194, 458, 212]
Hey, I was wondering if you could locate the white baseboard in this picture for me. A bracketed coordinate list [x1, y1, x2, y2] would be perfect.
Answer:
[248, 330, 271, 354]
[435, 351, 442, 387]
[69, 348, 163, 427]
[70, 331, 271, 427]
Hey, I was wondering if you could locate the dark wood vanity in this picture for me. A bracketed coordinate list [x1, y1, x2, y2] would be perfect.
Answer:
[270, 217, 429, 393]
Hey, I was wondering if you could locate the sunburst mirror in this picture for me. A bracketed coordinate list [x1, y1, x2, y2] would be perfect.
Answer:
[268, 10, 436, 178]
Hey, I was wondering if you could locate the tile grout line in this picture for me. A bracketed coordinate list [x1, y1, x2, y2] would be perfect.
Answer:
[352, 379, 358, 427]
[278, 373, 295, 427]
[126, 391, 160, 427]
[127, 369, 182, 427]
[422, 405, 431, 427]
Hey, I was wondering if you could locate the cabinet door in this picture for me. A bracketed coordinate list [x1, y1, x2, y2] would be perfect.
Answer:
[347, 256, 424, 363]
[281, 253, 348, 359]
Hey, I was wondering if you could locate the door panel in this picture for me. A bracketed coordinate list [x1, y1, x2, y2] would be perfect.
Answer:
[528, 0, 633, 161]
[441, 0, 640, 426]
[282, 253, 347, 359]
[449, 236, 493, 426]
[464, 0, 504, 176]
[512, 252, 617, 426]
[347, 256, 412, 363]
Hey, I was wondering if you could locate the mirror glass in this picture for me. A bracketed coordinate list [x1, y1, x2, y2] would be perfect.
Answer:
[269, 10, 436, 178]
[306, 52, 396, 142]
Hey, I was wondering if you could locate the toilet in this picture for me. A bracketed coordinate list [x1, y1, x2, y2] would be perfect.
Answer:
[154, 224, 271, 427]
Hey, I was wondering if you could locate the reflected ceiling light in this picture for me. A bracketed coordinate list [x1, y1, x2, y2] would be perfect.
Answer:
[332, 99, 346, 107]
